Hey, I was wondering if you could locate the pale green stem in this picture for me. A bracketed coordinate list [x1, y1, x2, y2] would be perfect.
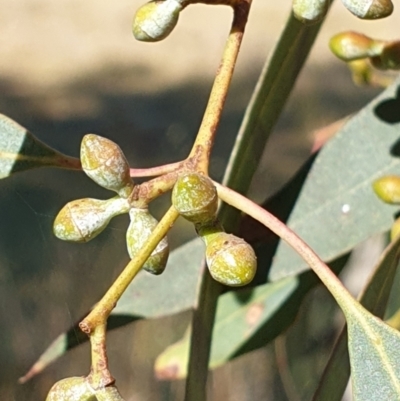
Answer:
[80, 206, 180, 333]
[187, 0, 251, 174]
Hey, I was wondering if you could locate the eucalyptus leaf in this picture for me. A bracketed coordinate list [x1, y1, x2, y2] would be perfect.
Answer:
[0, 113, 80, 178]
[269, 77, 400, 281]
[345, 303, 400, 401]
[312, 234, 400, 401]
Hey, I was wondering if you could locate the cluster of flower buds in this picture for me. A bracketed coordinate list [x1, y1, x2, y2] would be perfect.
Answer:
[172, 172, 257, 286]
[53, 134, 169, 275]
[292, 0, 393, 24]
[132, 0, 183, 42]
[46, 376, 125, 401]
[373, 175, 400, 241]
[330, 31, 400, 72]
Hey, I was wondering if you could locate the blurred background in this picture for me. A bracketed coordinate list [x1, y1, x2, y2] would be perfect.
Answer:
[0, 0, 398, 399]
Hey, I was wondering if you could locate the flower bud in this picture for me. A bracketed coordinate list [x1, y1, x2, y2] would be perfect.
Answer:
[172, 172, 218, 225]
[126, 208, 169, 275]
[54, 197, 130, 242]
[133, 0, 182, 42]
[373, 175, 400, 204]
[292, 0, 329, 24]
[329, 32, 384, 61]
[81, 134, 134, 198]
[341, 0, 393, 19]
[205, 232, 257, 287]
[46, 377, 96, 401]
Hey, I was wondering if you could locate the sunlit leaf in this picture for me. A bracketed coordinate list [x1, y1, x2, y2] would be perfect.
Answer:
[269, 77, 400, 281]
[311, 234, 400, 401]
[0, 113, 81, 178]
[345, 302, 400, 401]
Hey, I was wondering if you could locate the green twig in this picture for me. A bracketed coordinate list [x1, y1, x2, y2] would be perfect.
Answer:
[187, 0, 251, 174]
[184, 2, 251, 400]
[79, 206, 180, 334]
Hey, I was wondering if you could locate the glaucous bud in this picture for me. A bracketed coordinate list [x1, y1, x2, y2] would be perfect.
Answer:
[341, 0, 393, 19]
[133, 0, 182, 42]
[126, 208, 169, 275]
[329, 32, 384, 61]
[205, 232, 257, 287]
[80, 134, 134, 198]
[172, 172, 218, 225]
[373, 175, 400, 204]
[292, 0, 330, 24]
[54, 197, 130, 242]
[46, 377, 96, 401]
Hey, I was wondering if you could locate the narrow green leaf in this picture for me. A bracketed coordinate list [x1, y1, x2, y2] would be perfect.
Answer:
[0, 113, 81, 178]
[269, 77, 400, 281]
[312, 235, 400, 401]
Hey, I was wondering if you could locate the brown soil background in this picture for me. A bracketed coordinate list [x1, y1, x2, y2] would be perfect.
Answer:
[0, 1, 399, 400]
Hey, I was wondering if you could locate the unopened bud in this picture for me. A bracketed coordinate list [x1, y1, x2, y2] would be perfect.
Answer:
[133, 0, 182, 42]
[126, 208, 169, 275]
[46, 377, 95, 401]
[81, 134, 134, 198]
[292, 0, 330, 24]
[329, 31, 384, 61]
[205, 232, 257, 287]
[172, 172, 218, 225]
[341, 0, 393, 20]
[373, 175, 400, 204]
[54, 197, 129, 242]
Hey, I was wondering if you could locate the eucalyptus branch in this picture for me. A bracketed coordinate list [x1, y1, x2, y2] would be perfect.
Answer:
[188, 0, 251, 174]
[79, 206, 180, 334]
